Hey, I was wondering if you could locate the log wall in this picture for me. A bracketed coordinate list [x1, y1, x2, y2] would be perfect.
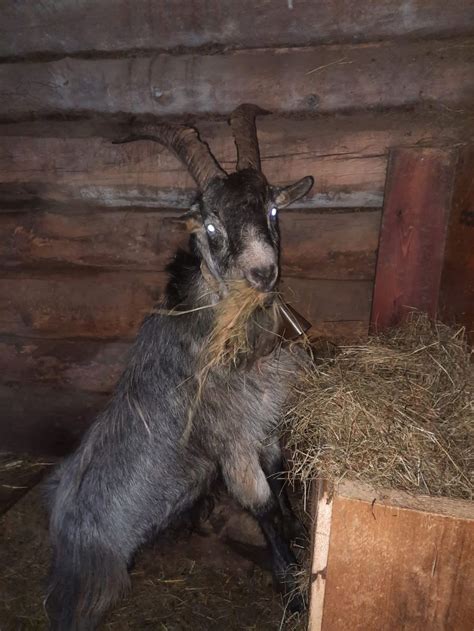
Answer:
[3, 1, 473, 57]
[1, 1, 473, 454]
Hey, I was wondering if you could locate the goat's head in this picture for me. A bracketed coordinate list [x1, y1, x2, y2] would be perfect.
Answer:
[117, 105, 313, 293]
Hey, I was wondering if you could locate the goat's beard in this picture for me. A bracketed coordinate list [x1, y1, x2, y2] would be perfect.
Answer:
[179, 281, 280, 444]
[203, 279, 281, 372]
[183, 281, 310, 443]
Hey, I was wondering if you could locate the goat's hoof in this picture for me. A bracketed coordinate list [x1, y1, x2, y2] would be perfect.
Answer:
[283, 516, 308, 545]
[286, 588, 306, 614]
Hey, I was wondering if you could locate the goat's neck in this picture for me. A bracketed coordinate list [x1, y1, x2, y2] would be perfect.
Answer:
[164, 250, 220, 315]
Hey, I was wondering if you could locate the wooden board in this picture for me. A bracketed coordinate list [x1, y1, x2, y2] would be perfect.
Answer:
[0, 270, 167, 339]
[0, 336, 128, 393]
[1, 38, 473, 119]
[0, 322, 368, 398]
[337, 480, 474, 521]
[0, 208, 186, 273]
[3, 1, 474, 57]
[317, 481, 474, 631]
[371, 147, 456, 330]
[439, 146, 474, 343]
[1, 114, 472, 209]
[282, 277, 372, 340]
[0, 271, 373, 340]
[0, 383, 108, 456]
[0, 272, 372, 454]
[0, 207, 381, 281]
[309, 480, 334, 631]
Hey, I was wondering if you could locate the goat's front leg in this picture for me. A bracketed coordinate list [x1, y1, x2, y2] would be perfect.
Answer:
[222, 450, 305, 612]
[260, 440, 306, 543]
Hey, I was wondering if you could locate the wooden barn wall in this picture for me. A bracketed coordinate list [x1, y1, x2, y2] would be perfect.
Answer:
[1, 1, 474, 455]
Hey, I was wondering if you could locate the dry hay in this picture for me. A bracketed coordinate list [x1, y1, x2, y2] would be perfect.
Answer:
[158, 279, 278, 373]
[283, 314, 473, 500]
[201, 279, 277, 371]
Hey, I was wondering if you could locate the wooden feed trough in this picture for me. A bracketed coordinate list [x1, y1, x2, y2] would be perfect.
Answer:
[309, 481, 474, 631]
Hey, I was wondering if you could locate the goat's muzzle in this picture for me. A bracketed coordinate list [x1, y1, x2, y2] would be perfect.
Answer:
[245, 263, 278, 293]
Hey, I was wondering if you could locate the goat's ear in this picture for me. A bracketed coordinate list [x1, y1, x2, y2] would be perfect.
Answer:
[274, 176, 314, 208]
[181, 204, 204, 234]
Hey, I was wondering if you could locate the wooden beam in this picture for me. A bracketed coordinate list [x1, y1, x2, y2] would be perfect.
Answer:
[0, 383, 108, 456]
[337, 479, 474, 520]
[371, 147, 457, 331]
[0, 38, 473, 119]
[0, 207, 381, 281]
[2, 1, 474, 57]
[1, 114, 472, 210]
[283, 277, 373, 340]
[0, 321, 369, 397]
[0, 336, 128, 393]
[439, 146, 474, 343]
[0, 270, 167, 339]
[0, 271, 373, 340]
[309, 480, 334, 631]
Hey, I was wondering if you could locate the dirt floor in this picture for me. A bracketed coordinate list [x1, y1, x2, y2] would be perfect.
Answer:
[0, 457, 308, 631]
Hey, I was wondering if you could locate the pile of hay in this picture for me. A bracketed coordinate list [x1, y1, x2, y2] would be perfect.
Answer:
[283, 314, 473, 500]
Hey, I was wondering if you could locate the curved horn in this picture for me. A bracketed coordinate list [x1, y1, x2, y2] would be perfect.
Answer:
[114, 124, 226, 190]
[229, 104, 269, 171]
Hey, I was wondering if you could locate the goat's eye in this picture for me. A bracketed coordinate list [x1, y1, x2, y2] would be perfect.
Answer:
[206, 223, 216, 234]
[270, 207, 278, 218]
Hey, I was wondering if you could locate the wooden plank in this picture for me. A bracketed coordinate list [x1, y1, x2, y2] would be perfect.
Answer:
[0, 271, 372, 340]
[371, 147, 456, 331]
[2, 1, 474, 58]
[0, 208, 381, 281]
[0, 318, 368, 397]
[1, 39, 473, 119]
[0, 270, 167, 339]
[320, 489, 474, 630]
[0, 336, 128, 393]
[1, 114, 472, 209]
[439, 146, 474, 343]
[280, 210, 380, 281]
[0, 274, 371, 401]
[0, 298, 369, 394]
[281, 277, 372, 340]
[309, 480, 334, 631]
[0, 208, 186, 273]
[338, 479, 474, 521]
[0, 383, 108, 456]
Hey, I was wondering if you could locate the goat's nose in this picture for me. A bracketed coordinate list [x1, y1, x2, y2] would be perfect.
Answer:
[247, 264, 278, 292]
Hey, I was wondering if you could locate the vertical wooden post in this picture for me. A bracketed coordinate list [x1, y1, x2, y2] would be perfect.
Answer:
[371, 147, 457, 331]
[439, 146, 474, 344]
[309, 480, 334, 631]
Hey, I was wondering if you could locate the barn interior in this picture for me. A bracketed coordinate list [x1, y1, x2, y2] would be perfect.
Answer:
[1, 2, 473, 630]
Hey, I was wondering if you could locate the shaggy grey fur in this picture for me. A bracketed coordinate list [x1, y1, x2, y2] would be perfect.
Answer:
[45, 123, 313, 630]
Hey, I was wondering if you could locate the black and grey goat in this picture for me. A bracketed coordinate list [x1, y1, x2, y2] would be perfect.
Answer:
[45, 104, 314, 630]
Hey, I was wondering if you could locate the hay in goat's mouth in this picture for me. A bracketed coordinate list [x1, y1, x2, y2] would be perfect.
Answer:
[201, 280, 278, 372]
[283, 313, 473, 500]
[181, 280, 279, 442]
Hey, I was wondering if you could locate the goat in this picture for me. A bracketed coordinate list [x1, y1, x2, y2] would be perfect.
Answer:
[44, 104, 314, 630]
